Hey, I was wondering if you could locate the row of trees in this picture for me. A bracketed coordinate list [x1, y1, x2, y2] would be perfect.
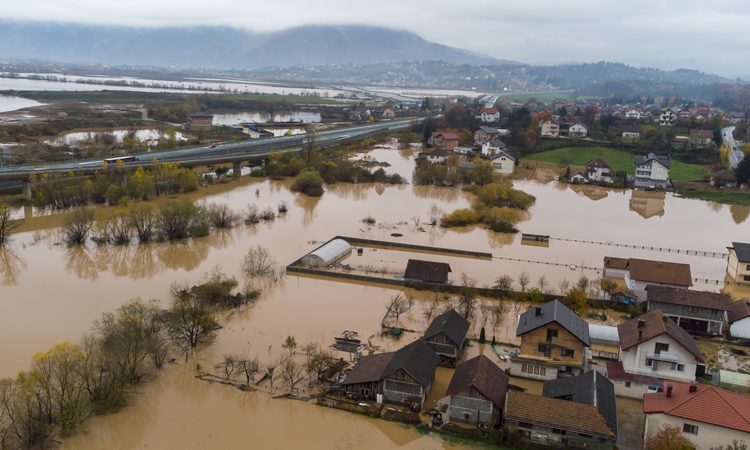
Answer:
[0, 269, 258, 449]
[32, 163, 199, 209]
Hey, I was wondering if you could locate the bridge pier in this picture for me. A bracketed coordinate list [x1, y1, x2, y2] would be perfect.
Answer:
[22, 180, 32, 199]
[233, 161, 241, 176]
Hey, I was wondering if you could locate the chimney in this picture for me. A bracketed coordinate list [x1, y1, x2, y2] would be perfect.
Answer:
[689, 382, 698, 393]
[666, 384, 673, 398]
[535, 307, 542, 317]
[637, 319, 645, 329]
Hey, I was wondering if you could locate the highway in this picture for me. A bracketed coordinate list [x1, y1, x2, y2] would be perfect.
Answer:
[0, 118, 418, 180]
[722, 126, 744, 169]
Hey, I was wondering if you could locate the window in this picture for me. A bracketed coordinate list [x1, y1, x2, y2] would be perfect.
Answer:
[683, 423, 699, 435]
[744, 275, 750, 282]
[671, 363, 685, 372]
[561, 348, 575, 358]
[746, 264, 750, 271]
[463, 412, 471, 420]
[533, 365, 540, 374]
[645, 358, 654, 367]
[625, 381, 632, 388]
[547, 328, 558, 341]
[655, 343, 669, 354]
[540, 367, 546, 376]
[521, 364, 528, 373]
[686, 306, 699, 313]
[552, 428, 566, 435]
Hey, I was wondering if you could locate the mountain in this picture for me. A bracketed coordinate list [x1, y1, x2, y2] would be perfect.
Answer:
[0, 21, 502, 68]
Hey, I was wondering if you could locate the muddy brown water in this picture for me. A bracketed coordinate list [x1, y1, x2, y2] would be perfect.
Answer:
[1, 146, 747, 449]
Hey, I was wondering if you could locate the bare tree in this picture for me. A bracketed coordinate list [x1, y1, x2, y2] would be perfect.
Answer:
[239, 356, 260, 385]
[127, 203, 156, 242]
[422, 294, 441, 324]
[280, 359, 305, 393]
[244, 205, 260, 224]
[0, 202, 21, 245]
[558, 279, 570, 295]
[494, 275, 514, 295]
[488, 302, 507, 334]
[457, 274, 478, 320]
[518, 271, 530, 292]
[427, 204, 442, 226]
[386, 293, 411, 325]
[241, 246, 278, 278]
[282, 336, 297, 357]
[537, 275, 549, 294]
[218, 355, 238, 379]
[205, 203, 238, 228]
[63, 207, 95, 245]
[410, 216, 422, 230]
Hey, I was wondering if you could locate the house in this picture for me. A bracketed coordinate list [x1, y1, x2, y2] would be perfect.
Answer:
[567, 122, 588, 138]
[452, 146, 474, 155]
[187, 113, 214, 132]
[541, 371, 618, 444]
[646, 285, 731, 336]
[589, 324, 620, 360]
[428, 132, 459, 150]
[586, 159, 613, 184]
[606, 360, 662, 399]
[341, 340, 439, 409]
[727, 242, 750, 285]
[504, 389, 617, 449]
[489, 151, 516, 175]
[728, 299, 750, 339]
[382, 108, 396, 119]
[622, 125, 641, 141]
[480, 140, 507, 157]
[568, 171, 589, 183]
[689, 129, 714, 147]
[422, 309, 469, 365]
[625, 109, 643, 120]
[643, 382, 750, 449]
[445, 354, 509, 426]
[671, 136, 689, 150]
[604, 257, 692, 301]
[403, 259, 452, 284]
[617, 309, 704, 383]
[510, 300, 591, 380]
[474, 126, 501, 145]
[540, 120, 560, 137]
[419, 149, 450, 164]
[479, 107, 500, 123]
[634, 153, 672, 189]
[659, 109, 677, 126]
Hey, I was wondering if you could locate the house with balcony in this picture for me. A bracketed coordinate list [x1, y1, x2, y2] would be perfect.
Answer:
[644, 382, 750, 449]
[422, 309, 469, 366]
[540, 120, 560, 137]
[617, 309, 704, 384]
[428, 132, 459, 150]
[634, 153, 671, 189]
[646, 285, 731, 336]
[586, 159, 613, 184]
[479, 107, 500, 123]
[510, 300, 590, 381]
[727, 242, 750, 286]
[567, 122, 588, 138]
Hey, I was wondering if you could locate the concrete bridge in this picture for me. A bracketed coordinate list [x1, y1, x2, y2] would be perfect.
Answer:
[0, 118, 419, 197]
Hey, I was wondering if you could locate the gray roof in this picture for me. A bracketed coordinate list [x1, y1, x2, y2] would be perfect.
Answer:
[635, 153, 671, 169]
[477, 126, 500, 134]
[542, 371, 618, 440]
[490, 150, 516, 162]
[423, 309, 469, 347]
[516, 300, 590, 346]
[384, 340, 439, 388]
[730, 242, 750, 262]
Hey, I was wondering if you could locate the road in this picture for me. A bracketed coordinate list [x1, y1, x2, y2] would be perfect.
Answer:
[722, 126, 744, 169]
[0, 118, 418, 180]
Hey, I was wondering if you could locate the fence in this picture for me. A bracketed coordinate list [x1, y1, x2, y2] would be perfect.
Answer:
[549, 236, 728, 259]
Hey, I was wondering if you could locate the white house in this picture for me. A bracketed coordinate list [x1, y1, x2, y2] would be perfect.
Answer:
[729, 300, 750, 339]
[622, 125, 641, 141]
[480, 140, 506, 157]
[540, 120, 560, 137]
[419, 149, 450, 164]
[644, 383, 750, 450]
[569, 171, 589, 183]
[727, 242, 750, 285]
[659, 109, 677, 126]
[603, 257, 692, 301]
[586, 159, 613, 184]
[489, 151, 516, 175]
[625, 109, 643, 120]
[634, 153, 671, 189]
[617, 309, 704, 383]
[479, 107, 500, 123]
[568, 122, 588, 138]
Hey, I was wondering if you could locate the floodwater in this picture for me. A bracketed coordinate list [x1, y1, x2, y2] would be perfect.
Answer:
[0, 143, 747, 449]
[212, 111, 322, 125]
[45, 128, 188, 147]
[0, 94, 43, 113]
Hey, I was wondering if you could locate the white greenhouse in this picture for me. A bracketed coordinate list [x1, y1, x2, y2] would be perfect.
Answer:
[300, 239, 352, 268]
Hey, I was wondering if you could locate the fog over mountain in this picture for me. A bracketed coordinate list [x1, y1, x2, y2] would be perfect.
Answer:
[0, 22, 503, 69]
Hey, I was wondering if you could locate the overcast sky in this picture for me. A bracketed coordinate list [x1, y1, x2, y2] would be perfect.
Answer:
[1, 0, 748, 77]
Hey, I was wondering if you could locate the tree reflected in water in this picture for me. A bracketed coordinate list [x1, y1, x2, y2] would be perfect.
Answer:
[0, 246, 26, 286]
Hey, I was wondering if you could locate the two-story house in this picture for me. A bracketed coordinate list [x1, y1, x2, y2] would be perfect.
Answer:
[617, 309, 704, 384]
[603, 257, 692, 301]
[586, 159, 613, 184]
[634, 153, 672, 189]
[659, 109, 677, 126]
[540, 120, 560, 137]
[428, 132, 459, 150]
[422, 309, 469, 366]
[474, 126, 501, 145]
[646, 285, 731, 336]
[622, 125, 641, 141]
[479, 107, 500, 123]
[445, 354, 508, 427]
[341, 339, 439, 409]
[567, 122, 588, 138]
[510, 300, 590, 380]
[689, 129, 714, 148]
[727, 242, 750, 286]
[644, 382, 750, 450]
[480, 139, 507, 157]
[625, 109, 643, 120]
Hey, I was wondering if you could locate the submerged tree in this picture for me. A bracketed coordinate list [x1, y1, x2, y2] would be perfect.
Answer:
[63, 207, 95, 245]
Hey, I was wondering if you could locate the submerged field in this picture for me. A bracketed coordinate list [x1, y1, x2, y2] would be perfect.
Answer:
[524, 146, 710, 180]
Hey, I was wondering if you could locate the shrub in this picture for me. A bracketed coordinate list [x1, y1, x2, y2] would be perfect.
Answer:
[362, 215, 376, 225]
[481, 207, 521, 232]
[244, 205, 260, 224]
[277, 201, 288, 214]
[63, 207, 95, 245]
[260, 207, 275, 221]
[156, 200, 198, 240]
[440, 208, 480, 227]
[205, 203, 238, 228]
[290, 168, 325, 197]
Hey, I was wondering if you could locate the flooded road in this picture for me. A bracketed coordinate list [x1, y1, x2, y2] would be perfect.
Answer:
[0, 144, 746, 449]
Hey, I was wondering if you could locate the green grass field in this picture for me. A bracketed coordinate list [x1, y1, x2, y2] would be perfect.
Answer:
[524, 147, 709, 180]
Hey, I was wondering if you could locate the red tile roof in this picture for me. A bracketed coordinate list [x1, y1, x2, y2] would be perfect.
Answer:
[606, 361, 661, 386]
[644, 382, 750, 433]
[617, 309, 703, 362]
[729, 299, 750, 323]
[431, 132, 459, 141]
[481, 107, 499, 114]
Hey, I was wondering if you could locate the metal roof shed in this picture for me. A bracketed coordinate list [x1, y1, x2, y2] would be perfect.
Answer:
[300, 239, 352, 268]
[589, 324, 620, 345]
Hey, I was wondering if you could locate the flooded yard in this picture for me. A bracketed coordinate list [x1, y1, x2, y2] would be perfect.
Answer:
[0, 143, 747, 449]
